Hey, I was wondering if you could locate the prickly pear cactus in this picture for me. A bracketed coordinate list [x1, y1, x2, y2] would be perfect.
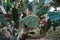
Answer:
[0, 14, 8, 27]
[22, 0, 49, 28]
[22, 15, 40, 28]
[48, 11, 60, 21]
[37, 2, 44, 9]
[37, 5, 49, 16]
[32, 0, 49, 16]
[12, 7, 19, 29]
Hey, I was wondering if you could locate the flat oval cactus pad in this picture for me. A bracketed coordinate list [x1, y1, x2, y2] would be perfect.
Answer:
[22, 15, 40, 28]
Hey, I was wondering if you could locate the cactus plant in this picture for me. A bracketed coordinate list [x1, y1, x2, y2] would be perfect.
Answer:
[37, 5, 49, 16]
[12, 7, 19, 29]
[22, 15, 40, 28]
[0, 14, 8, 27]
[22, 0, 49, 28]
[48, 11, 60, 21]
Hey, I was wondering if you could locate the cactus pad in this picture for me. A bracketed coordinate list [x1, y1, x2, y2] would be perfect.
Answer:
[22, 15, 40, 28]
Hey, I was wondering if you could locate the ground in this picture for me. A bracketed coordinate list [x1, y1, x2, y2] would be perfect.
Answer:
[26, 26, 60, 40]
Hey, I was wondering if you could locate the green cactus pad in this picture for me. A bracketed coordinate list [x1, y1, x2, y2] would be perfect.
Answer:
[37, 5, 49, 16]
[37, 2, 44, 9]
[22, 15, 40, 28]
[0, 14, 8, 27]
